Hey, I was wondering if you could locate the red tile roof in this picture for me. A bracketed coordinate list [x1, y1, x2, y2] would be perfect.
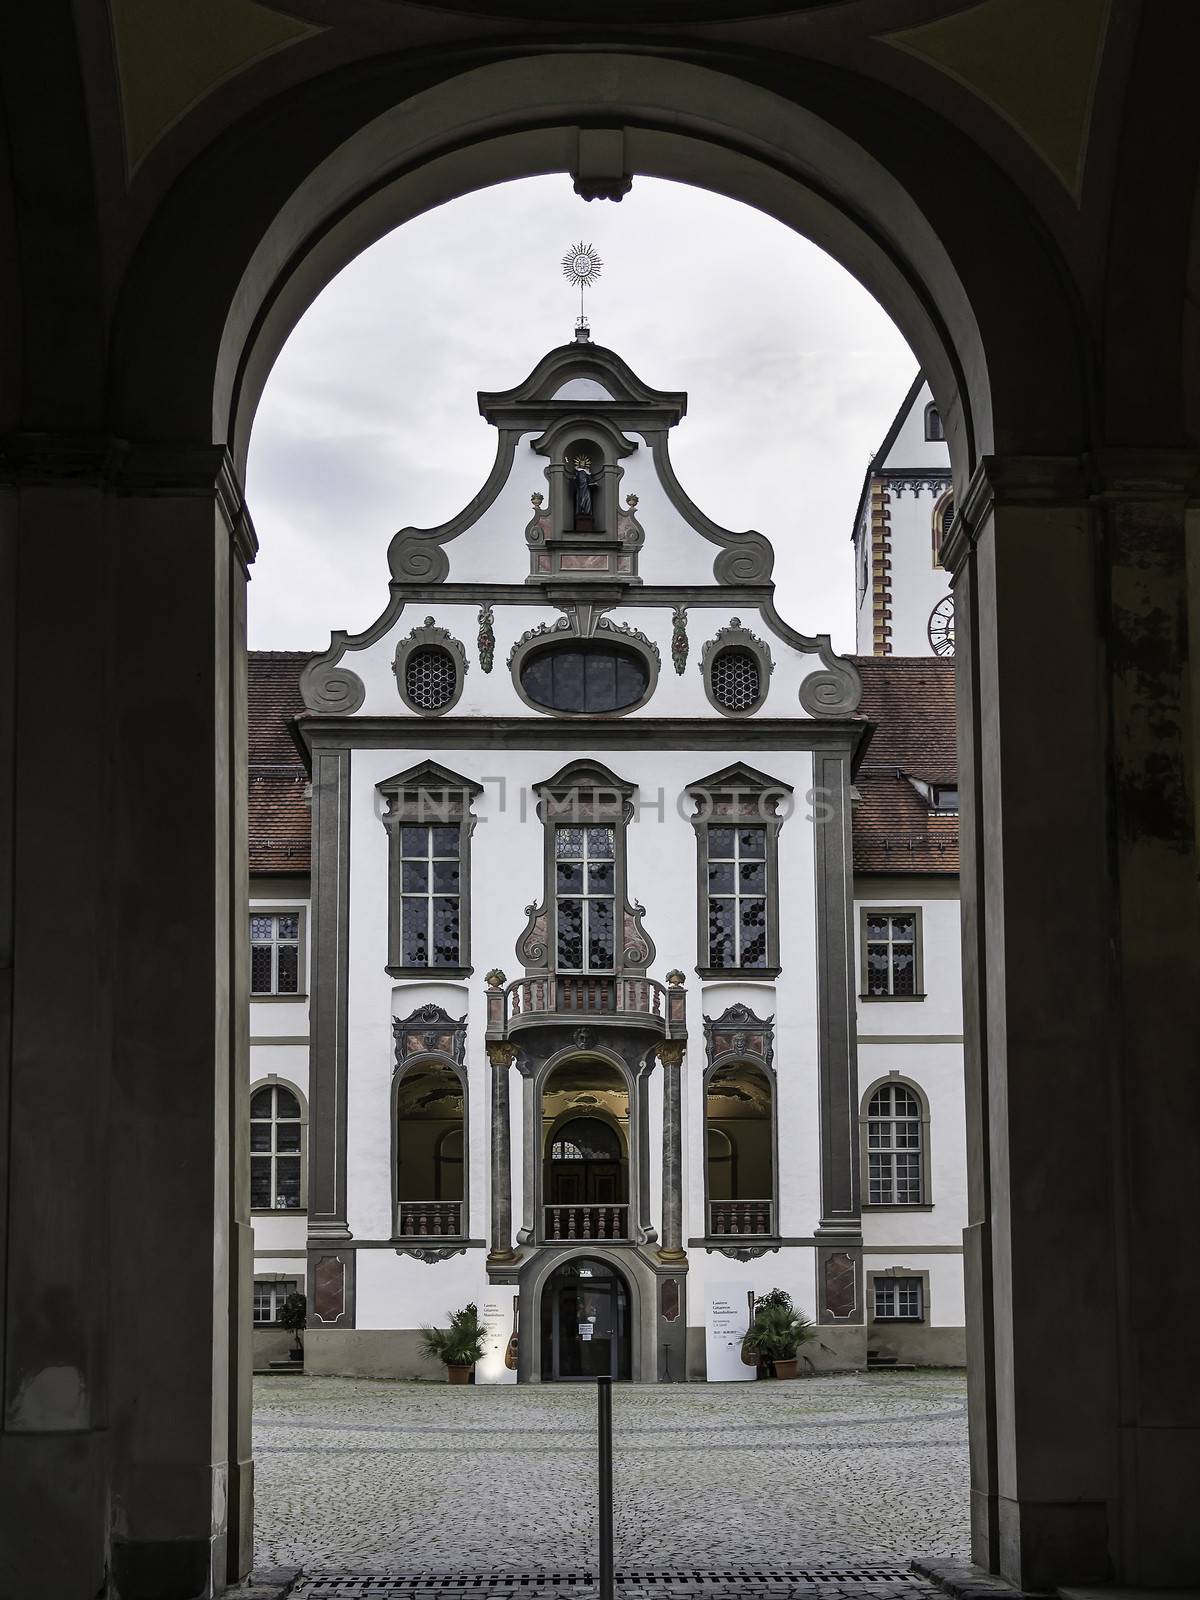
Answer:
[248, 652, 312, 877]
[852, 656, 959, 876]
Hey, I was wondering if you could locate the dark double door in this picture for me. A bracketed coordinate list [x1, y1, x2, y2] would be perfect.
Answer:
[540, 1257, 631, 1381]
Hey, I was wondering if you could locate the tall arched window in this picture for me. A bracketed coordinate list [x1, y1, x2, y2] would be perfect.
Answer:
[705, 1061, 775, 1237]
[924, 401, 944, 441]
[250, 1081, 306, 1211]
[864, 1081, 927, 1205]
[394, 1058, 465, 1239]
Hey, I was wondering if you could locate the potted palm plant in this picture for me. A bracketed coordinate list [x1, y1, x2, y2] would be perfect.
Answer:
[420, 1301, 486, 1384]
[278, 1291, 306, 1364]
[742, 1288, 820, 1378]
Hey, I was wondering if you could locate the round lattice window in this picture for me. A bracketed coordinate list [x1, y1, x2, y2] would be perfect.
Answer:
[405, 645, 457, 711]
[710, 647, 762, 712]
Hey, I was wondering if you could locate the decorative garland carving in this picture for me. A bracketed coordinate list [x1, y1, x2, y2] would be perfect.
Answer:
[671, 606, 689, 675]
[477, 605, 495, 673]
[397, 1246, 468, 1264]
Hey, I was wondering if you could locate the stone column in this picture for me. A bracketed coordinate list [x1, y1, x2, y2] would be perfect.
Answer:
[949, 453, 1200, 1591]
[487, 1043, 519, 1264]
[657, 1041, 687, 1262]
[0, 449, 256, 1593]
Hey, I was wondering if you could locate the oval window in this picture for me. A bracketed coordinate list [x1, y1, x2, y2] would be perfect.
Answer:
[521, 643, 649, 714]
[710, 646, 762, 712]
[405, 645, 457, 711]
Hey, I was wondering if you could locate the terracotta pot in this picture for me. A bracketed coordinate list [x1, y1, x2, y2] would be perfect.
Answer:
[772, 1357, 799, 1380]
[446, 1364, 472, 1385]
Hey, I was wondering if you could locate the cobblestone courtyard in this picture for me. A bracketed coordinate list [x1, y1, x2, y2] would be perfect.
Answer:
[254, 1371, 969, 1578]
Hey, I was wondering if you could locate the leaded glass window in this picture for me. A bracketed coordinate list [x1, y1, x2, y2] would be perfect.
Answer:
[400, 824, 462, 967]
[873, 1276, 923, 1320]
[250, 1083, 304, 1211]
[706, 825, 768, 968]
[867, 1083, 924, 1205]
[864, 912, 918, 996]
[253, 1278, 299, 1325]
[555, 825, 615, 971]
[250, 912, 301, 995]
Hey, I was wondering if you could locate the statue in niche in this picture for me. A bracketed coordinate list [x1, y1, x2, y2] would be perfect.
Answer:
[568, 454, 602, 526]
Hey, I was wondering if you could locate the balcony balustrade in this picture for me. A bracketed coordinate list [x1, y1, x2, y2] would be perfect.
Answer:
[708, 1199, 774, 1237]
[488, 973, 686, 1039]
[544, 1203, 629, 1242]
[397, 1201, 463, 1238]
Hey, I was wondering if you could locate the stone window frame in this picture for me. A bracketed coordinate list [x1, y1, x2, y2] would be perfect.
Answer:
[249, 1075, 309, 1215]
[699, 618, 774, 718]
[924, 401, 944, 442]
[391, 1049, 470, 1244]
[249, 904, 308, 1002]
[858, 904, 926, 1000]
[867, 1267, 931, 1324]
[932, 488, 954, 569]
[392, 616, 469, 717]
[859, 1072, 933, 1211]
[252, 1276, 301, 1325]
[688, 763, 791, 981]
[531, 1048, 641, 1247]
[515, 760, 655, 978]
[378, 761, 482, 980]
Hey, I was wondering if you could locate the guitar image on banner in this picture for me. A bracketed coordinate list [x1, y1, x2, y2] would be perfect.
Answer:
[741, 1288, 759, 1369]
[505, 1294, 519, 1370]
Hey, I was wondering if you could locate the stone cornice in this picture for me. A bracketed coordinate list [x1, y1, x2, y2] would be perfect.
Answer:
[944, 449, 1200, 577]
[0, 433, 258, 568]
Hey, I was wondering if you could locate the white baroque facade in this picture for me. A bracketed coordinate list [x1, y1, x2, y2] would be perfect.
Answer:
[248, 336, 966, 1379]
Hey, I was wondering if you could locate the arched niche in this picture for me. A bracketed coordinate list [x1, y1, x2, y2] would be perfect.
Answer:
[392, 1055, 467, 1241]
[703, 1059, 776, 1241]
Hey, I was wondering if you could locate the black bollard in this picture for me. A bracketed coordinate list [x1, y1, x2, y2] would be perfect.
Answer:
[597, 1375, 614, 1600]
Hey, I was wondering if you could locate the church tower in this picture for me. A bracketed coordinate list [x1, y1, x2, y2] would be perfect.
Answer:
[852, 377, 954, 657]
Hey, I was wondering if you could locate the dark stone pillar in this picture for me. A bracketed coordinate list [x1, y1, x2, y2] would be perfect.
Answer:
[949, 452, 1200, 1590]
[657, 1041, 686, 1262]
[487, 1043, 518, 1264]
[0, 445, 256, 1593]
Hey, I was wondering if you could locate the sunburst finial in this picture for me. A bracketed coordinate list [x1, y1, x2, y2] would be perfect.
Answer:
[562, 241, 603, 339]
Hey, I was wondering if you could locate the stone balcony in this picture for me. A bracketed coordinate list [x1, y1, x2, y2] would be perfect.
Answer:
[485, 972, 686, 1041]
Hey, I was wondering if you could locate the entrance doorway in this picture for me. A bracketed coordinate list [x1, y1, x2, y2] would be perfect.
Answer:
[540, 1256, 632, 1381]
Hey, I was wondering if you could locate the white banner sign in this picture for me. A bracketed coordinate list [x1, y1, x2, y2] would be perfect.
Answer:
[705, 1282, 756, 1382]
[475, 1295, 519, 1384]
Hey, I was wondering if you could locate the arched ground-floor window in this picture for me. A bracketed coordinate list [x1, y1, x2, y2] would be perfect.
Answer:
[705, 1061, 775, 1237]
[394, 1057, 466, 1238]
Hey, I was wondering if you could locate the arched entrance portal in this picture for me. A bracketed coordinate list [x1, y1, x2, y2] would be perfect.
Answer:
[540, 1256, 632, 1382]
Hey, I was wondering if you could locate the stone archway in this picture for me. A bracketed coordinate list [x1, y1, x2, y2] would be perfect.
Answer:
[5, 20, 1198, 1593]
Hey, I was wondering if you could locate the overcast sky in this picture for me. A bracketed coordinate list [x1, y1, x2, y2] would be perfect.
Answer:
[246, 175, 916, 654]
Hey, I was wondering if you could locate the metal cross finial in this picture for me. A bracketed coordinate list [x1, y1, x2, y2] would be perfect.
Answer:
[562, 241, 603, 336]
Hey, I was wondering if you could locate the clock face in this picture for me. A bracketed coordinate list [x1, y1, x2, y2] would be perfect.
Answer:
[928, 595, 955, 656]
